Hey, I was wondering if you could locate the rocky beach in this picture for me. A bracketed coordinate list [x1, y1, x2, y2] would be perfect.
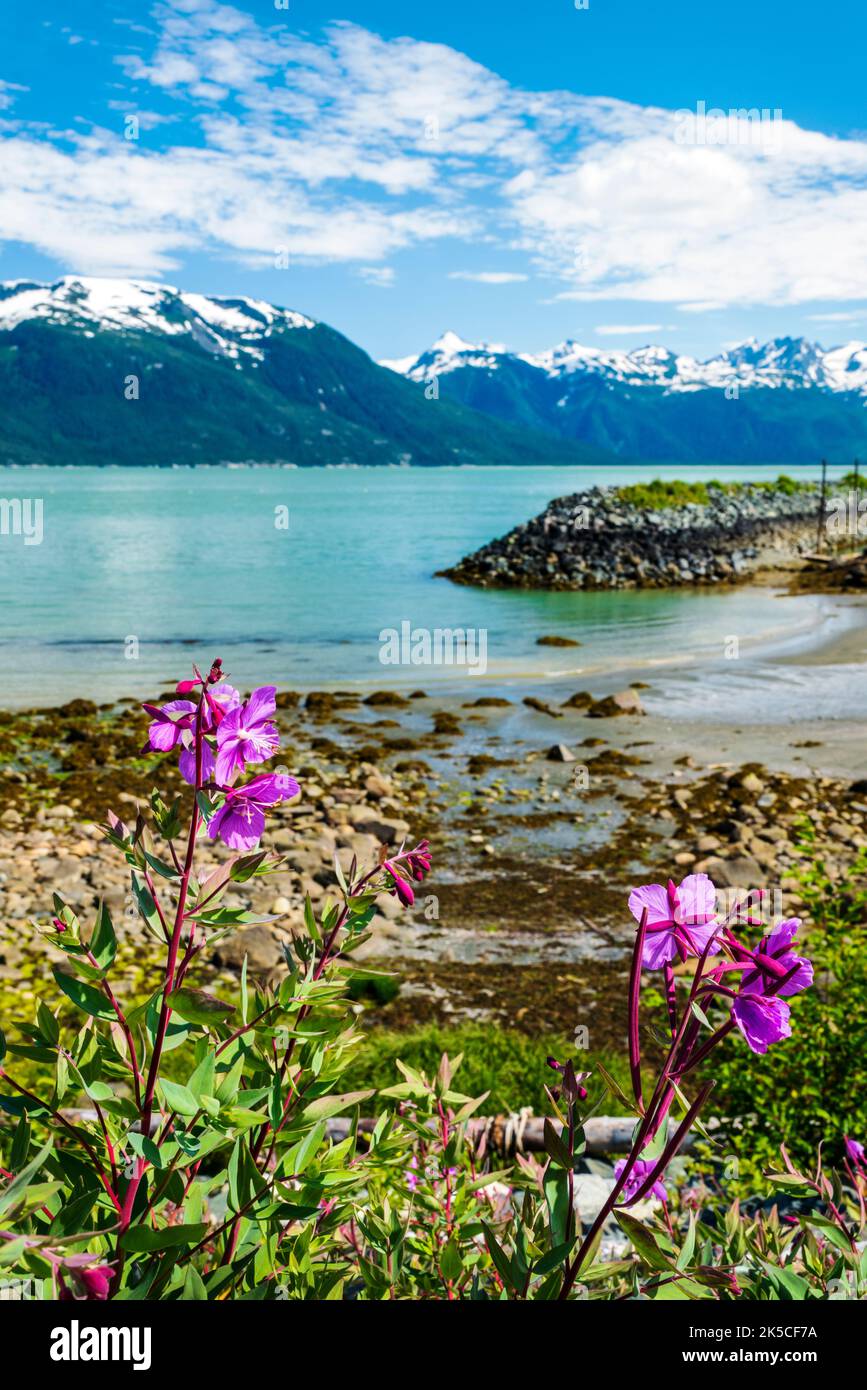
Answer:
[2, 652, 865, 1054]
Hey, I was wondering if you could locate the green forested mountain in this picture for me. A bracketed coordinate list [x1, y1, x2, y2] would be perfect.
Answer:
[0, 278, 611, 468]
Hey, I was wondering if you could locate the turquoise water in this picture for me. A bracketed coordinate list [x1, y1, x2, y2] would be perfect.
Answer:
[0, 462, 860, 718]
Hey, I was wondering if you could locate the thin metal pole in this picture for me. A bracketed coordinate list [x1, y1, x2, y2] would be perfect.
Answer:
[817, 459, 827, 551]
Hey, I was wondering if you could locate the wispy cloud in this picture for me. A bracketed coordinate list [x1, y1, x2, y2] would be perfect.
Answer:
[806, 310, 865, 323]
[594, 323, 663, 335]
[358, 265, 395, 287]
[448, 271, 528, 283]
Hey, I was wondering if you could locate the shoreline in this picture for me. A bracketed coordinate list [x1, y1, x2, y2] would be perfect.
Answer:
[2, 584, 864, 717]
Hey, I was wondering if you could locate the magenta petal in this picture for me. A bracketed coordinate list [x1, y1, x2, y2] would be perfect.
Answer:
[149, 720, 181, 752]
[628, 883, 670, 927]
[642, 929, 679, 970]
[178, 741, 215, 786]
[243, 686, 277, 724]
[241, 773, 299, 804]
[675, 873, 716, 923]
[217, 804, 265, 851]
[215, 741, 243, 785]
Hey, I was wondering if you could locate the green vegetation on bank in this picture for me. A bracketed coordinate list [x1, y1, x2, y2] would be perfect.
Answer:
[344, 1023, 633, 1118]
[614, 474, 816, 510]
[702, 828, 867, 1180]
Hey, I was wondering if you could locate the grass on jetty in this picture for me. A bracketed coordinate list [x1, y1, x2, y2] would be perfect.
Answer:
[615, 473, 814, 510]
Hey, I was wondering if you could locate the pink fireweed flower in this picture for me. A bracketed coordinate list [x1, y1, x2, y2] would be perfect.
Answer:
[628, 873, 720, 970]
[145, 698, 196, 753]
[145, 683, 241, 786]
[406, 1155, 420, 1192]
[215, 686, 280, 783]
[730, 984, 792, 1054]
[614, 1157, 667, 1205]
[844, 1136, 865, 1168]
[738, 919, 813, 998]
[177, 685, 240, 785]
[207, 772, 299, 851]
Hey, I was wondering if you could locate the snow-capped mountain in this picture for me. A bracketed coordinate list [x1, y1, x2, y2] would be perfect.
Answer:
[382, 330, 867, 395]
[0, 276, 597, 469]
[0, 275, 314, 366]
[379, 330, 867, 464]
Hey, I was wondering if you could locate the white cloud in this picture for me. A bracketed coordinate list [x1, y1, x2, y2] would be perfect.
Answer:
[806, 310, 865, 322]
[448, 271, 528, 283]
[1, 1, 866, 312]
[594, 323, 663, 335]
[358, 266, 395, 287]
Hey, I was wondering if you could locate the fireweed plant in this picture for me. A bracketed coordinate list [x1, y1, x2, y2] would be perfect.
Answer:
[0, 661, 433, 1300]
[0, 676, 864, 1302]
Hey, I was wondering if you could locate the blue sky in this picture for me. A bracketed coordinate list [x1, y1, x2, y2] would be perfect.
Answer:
[1, 0, 866, 360]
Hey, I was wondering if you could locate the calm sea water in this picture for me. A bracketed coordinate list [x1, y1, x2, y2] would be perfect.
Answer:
[0, 462, 861, 720]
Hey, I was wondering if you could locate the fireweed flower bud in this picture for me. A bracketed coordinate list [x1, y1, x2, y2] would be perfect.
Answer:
[384, 863, 415, 907]
[404, 839, 432, 881]
[58, 1263, 113, 1301]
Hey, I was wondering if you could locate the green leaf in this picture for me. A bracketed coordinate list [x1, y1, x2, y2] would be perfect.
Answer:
[596, 1062, 636, 1112]
[533, 1240, 575, 1279]
[188, 1051, 215, 1105]
[302, 1090, 375, 1121]
[158, 1079, 200, 1117]
[440, 1239, 464, 1283]
[286, 1122, 327, 1176]
[89, 903, 117, 969]
[762, 1262, 811, 1300]
[166, 988, 235, 1028]
[615, 1210, 672, 1272]
[121, 1222, 209, 1253]
[482, 1224, 517, 1291]
[544, 1166, 571, 1247]
[52, 970, 115, 1021]
[543, 1119, 573, 1170]
[181, 1265, 208, 1300]
[676, 1212, 697, 1271]
[240, 955, 249, 1026]
[0, 1138, 53, 1218]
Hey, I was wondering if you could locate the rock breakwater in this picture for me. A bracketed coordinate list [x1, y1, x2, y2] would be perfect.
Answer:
[440, 481, 823, 590]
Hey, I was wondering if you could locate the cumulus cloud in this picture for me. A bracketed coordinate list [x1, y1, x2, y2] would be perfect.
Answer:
[0, 0, 866, 310]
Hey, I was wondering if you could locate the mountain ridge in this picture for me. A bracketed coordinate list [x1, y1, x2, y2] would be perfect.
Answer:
[379, 330, 867, 464]
[0, 277, 609, 469]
